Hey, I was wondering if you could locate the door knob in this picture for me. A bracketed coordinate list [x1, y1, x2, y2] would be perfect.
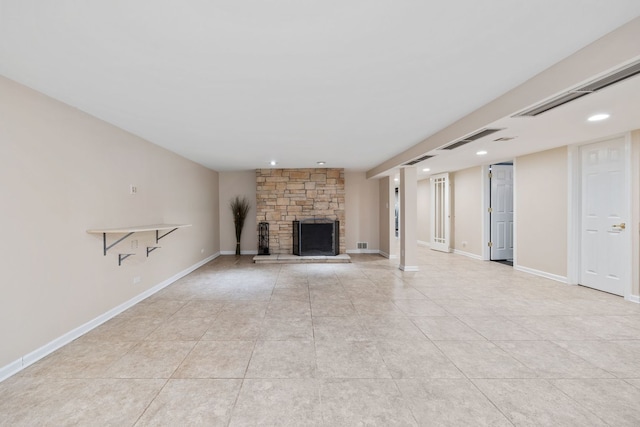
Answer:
[613, 223, 626, 230]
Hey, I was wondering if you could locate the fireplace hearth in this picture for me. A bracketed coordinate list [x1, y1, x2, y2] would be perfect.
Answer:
[293, 219, 340, 256]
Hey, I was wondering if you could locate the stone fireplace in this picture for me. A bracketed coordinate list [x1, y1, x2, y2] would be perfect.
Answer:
[256, 168, 345, 254]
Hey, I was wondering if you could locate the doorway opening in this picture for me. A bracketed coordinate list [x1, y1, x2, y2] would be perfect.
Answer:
[487, 163, 514, 266]
[394, 187, 399, 238]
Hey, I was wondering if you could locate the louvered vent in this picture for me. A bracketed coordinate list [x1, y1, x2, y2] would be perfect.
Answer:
[403, 155, 434, 166]
[514, 59, 640, 117]
[440, 128, 503, 150]
[357, 242, 368, 249]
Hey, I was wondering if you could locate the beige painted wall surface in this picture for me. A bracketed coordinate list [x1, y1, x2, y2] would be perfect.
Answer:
[219, 171, 258, 254]
[0, 76, 220, 368]
[378, 177, 396, 258]
[417, 179, 430, 245]
[452, 167, 483, 256]
[345, 172, 380, 251]
[515, 146, 568, 277]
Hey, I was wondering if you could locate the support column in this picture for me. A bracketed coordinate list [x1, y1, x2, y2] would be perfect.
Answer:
[399, 167, 418, 271]
[379, 176, 398, 259]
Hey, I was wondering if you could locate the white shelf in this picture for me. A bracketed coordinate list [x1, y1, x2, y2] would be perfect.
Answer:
[87, 223, 191, 265]
[87, 223, 191, 234]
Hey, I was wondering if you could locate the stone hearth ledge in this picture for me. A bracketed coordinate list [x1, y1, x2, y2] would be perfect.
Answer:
[253, 254, 351, 264]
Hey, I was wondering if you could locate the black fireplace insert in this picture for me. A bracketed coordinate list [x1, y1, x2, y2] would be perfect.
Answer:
[292, 219, 339, 256]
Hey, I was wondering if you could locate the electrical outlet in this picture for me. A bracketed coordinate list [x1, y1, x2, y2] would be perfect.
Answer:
[129, 184, 137, 194]
[201, 248, 205, 254]
[133, 276, 141, 285]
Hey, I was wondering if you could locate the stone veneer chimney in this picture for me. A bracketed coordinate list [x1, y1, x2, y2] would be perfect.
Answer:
[256, 168, 345, 254]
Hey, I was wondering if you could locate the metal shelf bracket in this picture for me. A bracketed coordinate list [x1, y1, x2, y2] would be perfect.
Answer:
[118, 253, 134, 266]
[146, 246, 160, 257]
[103, 232, 134, 256]
[156, 228, 178, 243]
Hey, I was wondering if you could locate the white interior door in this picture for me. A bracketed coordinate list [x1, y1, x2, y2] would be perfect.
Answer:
[490, 165, 514, 261]
[430, 173, 450, 252]
[580, 137, 629, 296]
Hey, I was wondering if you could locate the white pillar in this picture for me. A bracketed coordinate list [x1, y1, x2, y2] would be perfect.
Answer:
[399, 167, 418, 271]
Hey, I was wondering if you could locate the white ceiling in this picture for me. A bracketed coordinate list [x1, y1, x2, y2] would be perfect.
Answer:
[410, 72, 640, 179]
[1, 1, 640, 175]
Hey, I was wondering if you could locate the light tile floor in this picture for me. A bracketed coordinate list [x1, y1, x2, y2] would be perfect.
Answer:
[3, 248, 640, 425]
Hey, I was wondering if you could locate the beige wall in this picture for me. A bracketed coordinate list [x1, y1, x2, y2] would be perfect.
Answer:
[417, 179, 430, 245]
[378, 176, 396, 258]
[515, 146, 568, 277]
[451, 167, 483, 256]
[0, 76, 219, 369]
[345, 172, 380, 252]
[219, 171, 257, 254]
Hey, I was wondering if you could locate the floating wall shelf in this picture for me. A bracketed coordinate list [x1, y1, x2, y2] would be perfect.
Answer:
[87, 223, 191, 265]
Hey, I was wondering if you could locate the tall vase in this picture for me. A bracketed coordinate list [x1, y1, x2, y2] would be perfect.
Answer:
[236, 240, 241, 256]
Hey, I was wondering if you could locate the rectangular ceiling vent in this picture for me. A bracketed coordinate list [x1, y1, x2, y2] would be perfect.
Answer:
[513, 59, 640, 117]
[403, 155, 434, 166]
[440, 128, 503, 150]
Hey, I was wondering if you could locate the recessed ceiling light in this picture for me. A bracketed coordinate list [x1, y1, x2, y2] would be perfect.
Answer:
[269, 161, 277, 166]
[476, 150, 488, 156]
[422, 168, 430, 172]
[317, 161, 326, 165]
[588, 113, 610, 122]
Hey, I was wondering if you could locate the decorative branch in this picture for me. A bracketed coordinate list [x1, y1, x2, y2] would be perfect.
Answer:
[230, 196, 251, 255]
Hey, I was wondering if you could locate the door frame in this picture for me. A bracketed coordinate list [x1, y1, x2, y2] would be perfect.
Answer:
[482, 163, 517, 264]
[567, 132, 633, 300]
[430, 172, 451, 253]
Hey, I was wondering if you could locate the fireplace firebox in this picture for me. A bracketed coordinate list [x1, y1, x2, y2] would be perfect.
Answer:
[292, 219, 339, 256]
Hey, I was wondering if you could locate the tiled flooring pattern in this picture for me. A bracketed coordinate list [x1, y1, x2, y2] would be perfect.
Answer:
[3, 249, 640, 425]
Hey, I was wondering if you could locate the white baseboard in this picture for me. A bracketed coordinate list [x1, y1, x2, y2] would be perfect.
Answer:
[0, 252, 220, 383]
[626, 294, 640, 304]
[379, 251, 398, 259]
[220, 250, 258, 255]
[514, 265, 568, 284]
[453, 249, 483, 260]
[346, 249, 380, 254]
[399, 265, 419, 272]
[417, 240, 430, 247]
[0, 360, 22, 384]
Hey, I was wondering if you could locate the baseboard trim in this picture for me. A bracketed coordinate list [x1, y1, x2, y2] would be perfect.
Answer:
[346, 249, 380, 254]
[0, 359, 22, 384]
[0, 252, 220, 383]
[379, 251, 398, 259]
[417, 240, 430, 247]
[399, 265, 419, 272]
[453, 249, 483, 260]
[514, 265, 568, 284]
[626, 294, 640, 304]
[220, 250, 258, 255]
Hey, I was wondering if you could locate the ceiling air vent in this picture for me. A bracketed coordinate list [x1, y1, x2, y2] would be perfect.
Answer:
[403, 155, 434, 166]
[440, 128, 503, 150]
[513, 59, 640, 117]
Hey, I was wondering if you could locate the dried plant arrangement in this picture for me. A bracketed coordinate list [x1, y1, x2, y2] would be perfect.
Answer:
[230, 196, 251, 255]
